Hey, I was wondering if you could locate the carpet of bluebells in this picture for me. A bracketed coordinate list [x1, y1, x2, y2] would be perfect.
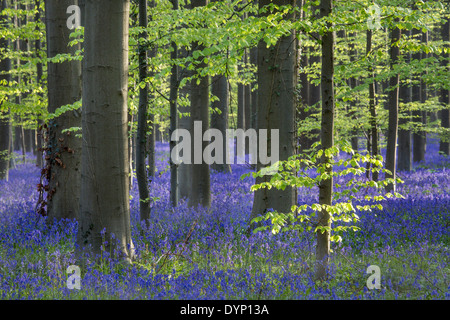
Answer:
[0, 139, 449, 300]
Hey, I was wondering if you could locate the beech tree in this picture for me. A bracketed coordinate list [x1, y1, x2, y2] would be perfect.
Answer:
[0, 0, 10, 181]
[439, 17, 449, 156]
[315, 0, 334, 281]
[249, 0, 298, 226]
[385, 23, 401, 193]
[77, 0, 134, 263]
[44, 0, 82, 221]
[136, 0, 150, 224]
[188, 0, 211, 209]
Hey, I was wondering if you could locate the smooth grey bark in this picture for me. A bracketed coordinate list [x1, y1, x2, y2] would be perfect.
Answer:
[385, 24, 401, 193]
[439, 17, 449, 156]
[77, 0, 134, 263]
[169, 0, 179, 206]
[211, 74, 231, 173]
[177, 45, 192, 200]
[397, 30, 412, 172]
[136, 0, 151, 224]
[413, 30, 428, 163]
[250, 0, 297, 229]
[0, 0, 11, 181]
[315, 0, 334, 281]
[188, 0, 211, 209]
[45, 0, 82, 221]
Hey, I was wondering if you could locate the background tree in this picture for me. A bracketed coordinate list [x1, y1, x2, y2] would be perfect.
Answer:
[0, 0, 11, 181]
[136, 0, 151, 224]
[439, 16, 449, 156]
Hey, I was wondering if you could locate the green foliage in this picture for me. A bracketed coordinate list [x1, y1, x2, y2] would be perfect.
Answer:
[244, 140, 404, 241]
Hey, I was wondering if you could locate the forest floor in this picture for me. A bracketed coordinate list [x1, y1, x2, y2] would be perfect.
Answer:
[0, 139, 449, 299]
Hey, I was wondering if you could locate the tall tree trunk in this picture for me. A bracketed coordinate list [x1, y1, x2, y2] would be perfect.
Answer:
[188, 0, 211, 209]
[169, 0, 179, 206]
[439, 17, 449, 156]
[385, 24, 401, 192]
[397, 30, 412, 172]
[136, 0, 151, 224]
[45, 0, 82, 221]
[348, 32, 359, 151]
[77, 0, 134, 263]
[211, 74, 231, 173]
[315, 0, 334, 281]
[413, 30, 428, 163]
[250, 46, 258, 131]
[147, 0, 156, 179]
[367, 29, 379, 180]
[250, 0, 297, 229]
[177, 45, 192, 200]
[0, 0, 11, 181]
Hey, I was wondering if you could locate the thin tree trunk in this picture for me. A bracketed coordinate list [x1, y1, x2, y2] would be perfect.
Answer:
[136, 0, 151, 224]
[367, 29, 379, 180]
[348, 32, 359, 151]
[77, 0, 134, 263]
[315, 0, 334, 281]
[169, 0, 179, 206]
[0, 0, 11, 181]
[147, 0, 156, 178]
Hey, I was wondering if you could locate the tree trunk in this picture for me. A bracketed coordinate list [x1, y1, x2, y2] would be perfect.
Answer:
[177, 45, 192, 200]
[367, 29, 379, 180]
[136, 0, 151, 224]
[77, 0, 134, 263]
[413, 30, 427, 163]
[211, 74, 231, 173]
[385, 24, 401, 192]
[147, 0, 156, 179]
[397, 30, 412, 172]
[439, 17, 449, 156]
[315, 0, 334, 281]
[0, 0, 11, 181]
[348, 32, 358, 151]
[250, 0, 297, 229]
[250, 46, 258, 131]
[45, 0, 82, 221]
[169, 0, 179, 206]
[188, 0, 211, 209]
